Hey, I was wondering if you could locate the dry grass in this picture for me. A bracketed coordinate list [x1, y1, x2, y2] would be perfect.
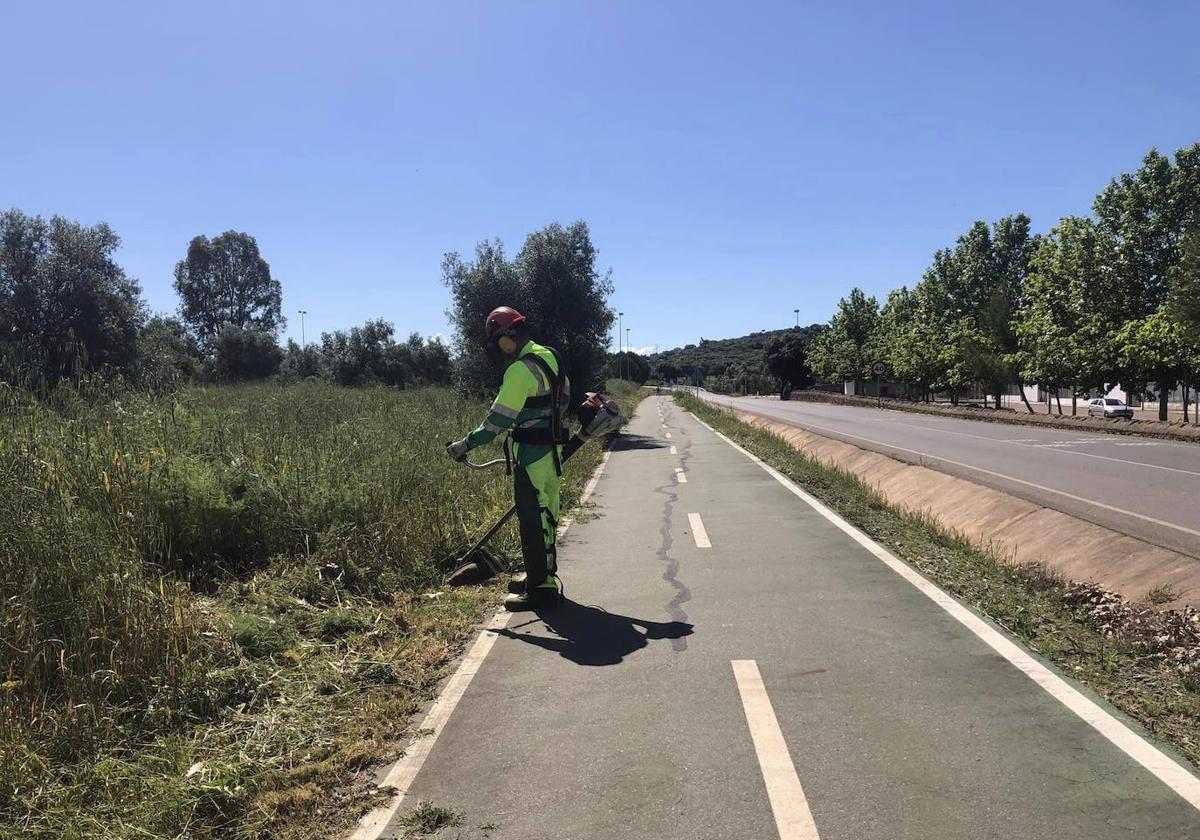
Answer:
[0, 378, 644, 839]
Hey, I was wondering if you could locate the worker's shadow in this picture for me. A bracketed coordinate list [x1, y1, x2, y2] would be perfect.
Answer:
[497, 599, 693, 666]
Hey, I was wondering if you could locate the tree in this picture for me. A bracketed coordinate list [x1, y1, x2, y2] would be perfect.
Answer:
[876, 286, 938, 401]
[1168, 228, 1200, 422]
[1014, 217, 1116, 414]
[0, 209, 145, 383]
[807, 288, 880, 384]
[443, 221, 615, 403]
[281, 339, 321, 380]
[135, 315, 201, 388]
[1094, 144, 1200, 317]
[1092, 145, 1200, 418]
[654, 361, 683, 383]
[320, 319, 402, 386]
[607, 351, 650, 384]
[173, 231, 284, 352]
[317, 320, 451, 387]
[1168, 227, 1200, 340]
[213, 325, 282, 381]
[764, 327, 820, 398]
[1116, 310, 1191, 421]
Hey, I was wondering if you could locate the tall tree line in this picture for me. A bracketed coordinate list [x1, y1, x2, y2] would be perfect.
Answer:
[0, 215, 451, 389]
[806, 142, 1200, 421]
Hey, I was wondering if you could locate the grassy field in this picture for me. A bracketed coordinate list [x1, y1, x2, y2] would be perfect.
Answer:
[677, 393, 1200, 772]
[0, 378, 642, 840]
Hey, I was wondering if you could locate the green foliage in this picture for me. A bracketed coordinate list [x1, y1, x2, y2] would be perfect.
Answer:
[173, 231, 284, 352]
[213, 324, 283, 381]
[135, 315, 202, 388]
[606, 351, 650, 384]
[318, 320, 451, 387]
[764, 328, 819, 394]
[806, 288, 880, 382]
[1, 380, 642, 838]
[1168, 227, 1200, 344]
[443, 221, 615, 403]
[1094, 145, 1200, 315]
[648, 326, 823, 383]
[1116, 309, 1193, 419]
[1015, 217, 1114, 395]
[0, 209, 145, 384]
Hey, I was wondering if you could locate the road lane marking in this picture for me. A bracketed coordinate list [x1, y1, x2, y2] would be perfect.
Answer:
[670, 445, 678, 455]
[732, 660, 821, 840]
[768, 406, 1197, 476]
[349, 448, 614, 840]
[688, 512, 710, 547]
[665, 432, 672, 439]
[675, 467, 688, 484]
[720, 409, 1200, 541]
[694, 414, 1200, 813]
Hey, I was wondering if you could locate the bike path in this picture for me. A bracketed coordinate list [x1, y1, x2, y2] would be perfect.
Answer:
[372, 396, 1200, 839]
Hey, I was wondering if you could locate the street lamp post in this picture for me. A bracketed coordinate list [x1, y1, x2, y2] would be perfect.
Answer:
[794, 308, 799, 328]
[617, 311, 624, 380]
[626, 328, 631, 381]
[298, 309, 308, 347]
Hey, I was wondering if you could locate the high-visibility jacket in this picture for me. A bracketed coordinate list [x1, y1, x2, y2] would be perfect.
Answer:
[466, 340, 571, 467]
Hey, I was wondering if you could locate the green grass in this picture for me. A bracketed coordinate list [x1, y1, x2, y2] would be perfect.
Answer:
[0, 378, 644, 839]
[677, 393, 1200, 771]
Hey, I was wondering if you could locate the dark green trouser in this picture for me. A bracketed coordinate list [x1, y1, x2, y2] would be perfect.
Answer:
[513, 448, 561, 589]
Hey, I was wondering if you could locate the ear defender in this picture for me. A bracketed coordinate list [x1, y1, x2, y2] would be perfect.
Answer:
[498, 334, 517, 354]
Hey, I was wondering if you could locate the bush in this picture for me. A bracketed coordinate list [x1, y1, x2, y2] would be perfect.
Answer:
[213, 325, 282, 381]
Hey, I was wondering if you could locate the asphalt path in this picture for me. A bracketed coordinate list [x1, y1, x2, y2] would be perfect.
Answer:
[701, 392, 1200, 560]
[355, 396, 1200, 840]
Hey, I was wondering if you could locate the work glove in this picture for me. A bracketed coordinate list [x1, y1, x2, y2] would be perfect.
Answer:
[446, 438, 470, 462]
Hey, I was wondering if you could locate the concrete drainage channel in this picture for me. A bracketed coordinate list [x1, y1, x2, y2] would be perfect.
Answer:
[731, 411, 1200, 610]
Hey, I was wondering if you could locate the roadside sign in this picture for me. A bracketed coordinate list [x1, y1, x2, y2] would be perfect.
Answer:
[872, 361, 887, 377]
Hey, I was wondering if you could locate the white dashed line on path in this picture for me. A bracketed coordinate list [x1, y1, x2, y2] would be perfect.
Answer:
[688, 512, 710, 548]
[732, 659, 821, 840]
[675, 468, 687, 484]
[694, 412, 1200, 814]
[670, 446, 677, 455]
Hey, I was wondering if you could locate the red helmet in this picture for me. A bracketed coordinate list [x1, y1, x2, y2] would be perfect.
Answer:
[483, 306, 527, 344]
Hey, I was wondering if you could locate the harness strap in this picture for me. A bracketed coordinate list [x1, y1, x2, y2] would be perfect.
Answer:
[515, 348, 568, 475]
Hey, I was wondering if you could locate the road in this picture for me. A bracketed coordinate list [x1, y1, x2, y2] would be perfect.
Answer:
[353, 396, 1200, 840]
[700, 392, 1200, 560]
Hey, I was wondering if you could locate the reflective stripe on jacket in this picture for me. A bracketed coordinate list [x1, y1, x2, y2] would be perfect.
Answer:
[465, 340, 571, 456]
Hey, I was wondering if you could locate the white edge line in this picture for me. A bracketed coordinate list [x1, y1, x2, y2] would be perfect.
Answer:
[714, 406, 1200, 541]
[348, 446, 614, 839]
[688, 511, 711, 548]
[689, 411, 1200, 811]
[732, 659, 821, 840]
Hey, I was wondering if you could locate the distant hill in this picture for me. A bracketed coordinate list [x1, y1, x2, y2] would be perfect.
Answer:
[647, 325, 824, 380]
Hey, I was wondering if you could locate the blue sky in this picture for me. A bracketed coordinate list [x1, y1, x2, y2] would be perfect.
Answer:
[3, 1, 1198, 354]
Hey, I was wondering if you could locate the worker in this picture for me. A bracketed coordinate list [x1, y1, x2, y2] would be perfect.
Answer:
[446, 306, 571, 611]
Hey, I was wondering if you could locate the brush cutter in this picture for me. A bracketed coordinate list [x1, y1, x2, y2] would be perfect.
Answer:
[445, 392, 623, 586]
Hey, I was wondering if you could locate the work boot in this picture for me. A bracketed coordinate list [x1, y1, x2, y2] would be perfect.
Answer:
[503, 576, 562, 611]
[506, 572, 527, 594]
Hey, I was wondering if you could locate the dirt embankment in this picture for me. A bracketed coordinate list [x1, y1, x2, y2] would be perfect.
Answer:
[785, 390, 1200, 444]
[735, 410, 1200, 610]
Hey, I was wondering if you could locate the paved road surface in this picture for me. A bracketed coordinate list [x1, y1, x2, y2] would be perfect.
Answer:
[701, 392, 1200, 560]
[358, 396, 1200, 839]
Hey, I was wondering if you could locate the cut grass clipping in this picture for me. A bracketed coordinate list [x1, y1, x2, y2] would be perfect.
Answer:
[677, 393, 1200, 770]
[397, 801, 464, 835]
[1, 379, 645, 840]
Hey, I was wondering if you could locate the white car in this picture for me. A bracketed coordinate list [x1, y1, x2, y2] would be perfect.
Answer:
[1086, 398, 1134, 419]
